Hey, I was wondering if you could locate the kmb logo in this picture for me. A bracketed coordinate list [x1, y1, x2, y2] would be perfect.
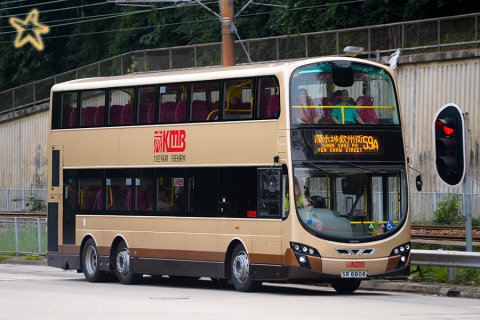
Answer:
[346, 261, 365, 268]
[154, 130, 186, 153]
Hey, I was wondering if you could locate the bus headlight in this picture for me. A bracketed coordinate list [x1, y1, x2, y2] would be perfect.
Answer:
[389, 242, 410, 269]
[290, 242, 320, 270]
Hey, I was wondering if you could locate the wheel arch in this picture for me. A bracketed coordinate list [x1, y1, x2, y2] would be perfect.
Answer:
[224, 238, 248, 281]
[109, 235, 128, 268]
[79, 234, 98, 270]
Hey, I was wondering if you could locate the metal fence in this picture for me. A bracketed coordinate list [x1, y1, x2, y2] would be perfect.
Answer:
[410, 192, 480, 222]
[0, 189, 47, 212]
[0, 13, 478, 113]
[0, 188, 478, 222]
[0, 217, 47, 255]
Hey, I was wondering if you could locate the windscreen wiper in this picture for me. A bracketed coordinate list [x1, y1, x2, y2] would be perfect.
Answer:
[302, 161, 338, 174]
[339, 161, 379, 173]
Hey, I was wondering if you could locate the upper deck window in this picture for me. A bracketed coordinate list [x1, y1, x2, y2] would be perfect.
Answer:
[137, 86, 157, 125]
[257, 77, 280, 119]
[80, 90, 105, 127]
[56, 92, 77, 129]
[159, 83, 188, 124]
[191, 81, 220, 122]
[290, 61, 400, 126]
[51, 75, 281, 129]
[223, 79, 254, 120]
[109, 87, 135, 126]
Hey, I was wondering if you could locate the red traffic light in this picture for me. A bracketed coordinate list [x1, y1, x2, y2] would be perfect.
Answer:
[435, 118, 455, 135]
[433, 104, 465, 187]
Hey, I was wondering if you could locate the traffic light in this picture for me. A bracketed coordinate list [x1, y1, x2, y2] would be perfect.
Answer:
[433, 104, 465, 186]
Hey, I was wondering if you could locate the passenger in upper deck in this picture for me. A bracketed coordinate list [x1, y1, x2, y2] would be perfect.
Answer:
[292, 88, 319, 124]
[332, 90, 365, 124]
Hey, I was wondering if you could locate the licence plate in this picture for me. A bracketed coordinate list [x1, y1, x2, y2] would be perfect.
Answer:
[341, 271, 367, 278]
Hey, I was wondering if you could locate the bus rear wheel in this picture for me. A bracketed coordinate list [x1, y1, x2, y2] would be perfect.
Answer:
[114, 240, 142, 285]
[231, 243, 261, 292]
[82, 238, 107, 282]
[331, 279, 361, 294]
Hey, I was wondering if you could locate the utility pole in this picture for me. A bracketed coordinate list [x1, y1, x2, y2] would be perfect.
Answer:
[108, 0, 236, 67]
[220, 0, 235, 66]
[108, 0, 287, 66]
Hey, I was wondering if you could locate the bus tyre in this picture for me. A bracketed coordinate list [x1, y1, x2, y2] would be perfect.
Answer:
[82, 238, 107, 282]
[331, 279, 361, 294]
[114, 240, 142, 285]
[231, 243, 261, 292]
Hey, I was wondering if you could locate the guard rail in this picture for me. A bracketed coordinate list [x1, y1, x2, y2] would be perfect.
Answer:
[410, 249, 480, 269]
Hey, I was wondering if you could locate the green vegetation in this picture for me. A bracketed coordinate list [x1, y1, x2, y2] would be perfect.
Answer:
[410, 265, 480, 287]
[0, 253, 44, 262]
[12, 194, 47, 213]
[0, 252, 14, 262]
[434, 193, 463, 225]
[413, 193, 480, 226]
[24, 254, 43, 261]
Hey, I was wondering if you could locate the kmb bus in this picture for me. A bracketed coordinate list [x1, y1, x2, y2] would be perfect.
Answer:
[47, 57, 411, 293]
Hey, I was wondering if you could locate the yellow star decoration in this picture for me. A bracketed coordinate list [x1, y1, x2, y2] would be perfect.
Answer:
[9, 9, 49, 51]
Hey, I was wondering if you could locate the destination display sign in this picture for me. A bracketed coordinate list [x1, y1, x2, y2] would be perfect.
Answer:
[313, 134, 380, 154]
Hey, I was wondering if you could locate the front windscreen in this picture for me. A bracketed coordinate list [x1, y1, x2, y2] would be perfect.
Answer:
[293, 165, 407, 242]
[290, 61, 399, 126]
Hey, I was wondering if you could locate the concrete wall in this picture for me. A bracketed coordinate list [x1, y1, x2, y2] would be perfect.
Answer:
[0, 103, 48, 190]
[396, 49, 480, 194]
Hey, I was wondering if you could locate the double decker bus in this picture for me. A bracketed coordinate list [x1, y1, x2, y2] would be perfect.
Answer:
[47, 57, 410, 293]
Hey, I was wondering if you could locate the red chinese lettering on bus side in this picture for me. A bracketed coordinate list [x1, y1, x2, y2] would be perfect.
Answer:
[154, 130, 186, 153]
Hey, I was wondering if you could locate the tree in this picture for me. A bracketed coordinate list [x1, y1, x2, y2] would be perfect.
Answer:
[1, 0, 480, 92]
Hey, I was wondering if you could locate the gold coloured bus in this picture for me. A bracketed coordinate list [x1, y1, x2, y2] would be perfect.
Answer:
[47, 57, 410, 293]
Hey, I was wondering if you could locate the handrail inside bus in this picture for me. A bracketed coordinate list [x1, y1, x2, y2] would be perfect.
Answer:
[108, 186, 113, 208]
[291, 105, 394, 109]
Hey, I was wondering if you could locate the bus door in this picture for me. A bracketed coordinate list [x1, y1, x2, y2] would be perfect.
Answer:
[257, 168, 285, 218]
[48, 145, 63, 256]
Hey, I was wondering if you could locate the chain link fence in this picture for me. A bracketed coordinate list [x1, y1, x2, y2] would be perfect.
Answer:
[0, 217, 47, 255]
[0, 13, 478, 113]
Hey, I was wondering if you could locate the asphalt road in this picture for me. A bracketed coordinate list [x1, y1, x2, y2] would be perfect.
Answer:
[1, 263, 480, 320]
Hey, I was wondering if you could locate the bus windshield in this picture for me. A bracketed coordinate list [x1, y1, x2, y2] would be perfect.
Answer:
[293, 165, 407, 242]
[290, 61, 399, 126]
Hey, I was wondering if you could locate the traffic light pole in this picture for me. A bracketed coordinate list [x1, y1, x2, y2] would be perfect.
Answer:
[464, 176, 472, 251]
[463, 112, 472, 251]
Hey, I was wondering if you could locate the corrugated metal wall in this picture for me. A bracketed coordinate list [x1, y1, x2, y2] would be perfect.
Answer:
[0, 54, 478, 198]
[0, 111, 48, 189]
[397, 57, 480, 194]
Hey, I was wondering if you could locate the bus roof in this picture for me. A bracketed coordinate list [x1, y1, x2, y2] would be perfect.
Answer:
[51, 57, 392, 92]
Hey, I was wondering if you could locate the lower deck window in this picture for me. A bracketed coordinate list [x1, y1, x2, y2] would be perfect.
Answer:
[63, 166, 277, 219]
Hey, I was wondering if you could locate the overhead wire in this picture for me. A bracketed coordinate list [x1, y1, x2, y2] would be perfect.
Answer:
[2, 0, 67, 10]
[0, 1, 217, 30]
[0, 1, 106, 19]
[0, 0, 67, 10]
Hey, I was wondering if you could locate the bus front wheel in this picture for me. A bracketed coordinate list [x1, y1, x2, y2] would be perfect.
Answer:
[114, 240, 142, 285]
[230, 243, 261, 292]
[331, 279, 361, 294]
[82, 238, 107, 282]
